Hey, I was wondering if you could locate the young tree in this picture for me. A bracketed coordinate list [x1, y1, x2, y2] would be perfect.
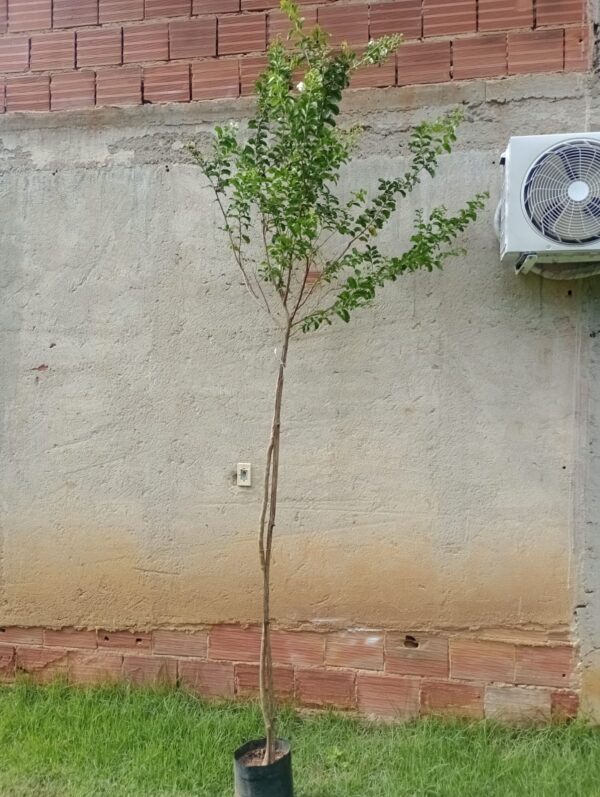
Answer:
[191, 0, 486, 766]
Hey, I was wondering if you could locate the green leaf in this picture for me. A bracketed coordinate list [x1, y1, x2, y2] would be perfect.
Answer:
[191, 0, 485, 334]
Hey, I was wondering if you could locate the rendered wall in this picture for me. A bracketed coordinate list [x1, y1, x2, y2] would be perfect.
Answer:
[1, 71, 600, 717]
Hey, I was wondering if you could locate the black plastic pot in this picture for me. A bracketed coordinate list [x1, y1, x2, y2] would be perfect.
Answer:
[234, 738, 293, 797]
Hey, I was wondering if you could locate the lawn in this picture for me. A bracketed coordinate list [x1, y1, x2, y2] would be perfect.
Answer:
[0, 681, 598, 796]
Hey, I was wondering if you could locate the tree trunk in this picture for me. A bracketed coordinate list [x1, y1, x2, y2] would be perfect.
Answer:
[259, 323, 292, 766]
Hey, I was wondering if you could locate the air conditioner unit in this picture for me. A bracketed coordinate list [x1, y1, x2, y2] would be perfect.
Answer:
[497, 133, 600, 279]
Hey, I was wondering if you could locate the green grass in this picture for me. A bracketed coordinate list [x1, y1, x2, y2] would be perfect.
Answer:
[0, 682, 599, 796]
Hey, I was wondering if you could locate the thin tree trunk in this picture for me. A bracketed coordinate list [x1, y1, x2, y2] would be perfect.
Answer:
[259, 323, 292, 766]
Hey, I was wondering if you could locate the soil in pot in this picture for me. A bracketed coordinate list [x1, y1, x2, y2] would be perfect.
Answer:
[234, 738, 293, 797]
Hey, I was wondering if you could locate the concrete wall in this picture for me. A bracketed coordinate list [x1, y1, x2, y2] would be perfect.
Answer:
[1, 74, 599, 689]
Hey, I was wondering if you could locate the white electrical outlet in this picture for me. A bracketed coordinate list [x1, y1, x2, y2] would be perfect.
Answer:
[237, 463, 252, 487]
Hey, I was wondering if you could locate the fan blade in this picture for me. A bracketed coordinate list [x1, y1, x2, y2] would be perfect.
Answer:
[540, 199, 569, 235]
[557, 149, 579, 180]
[583, 196, 600, 219]
[526, 186, 566, 222]
[524, 140, 600, 244]
[550, 200, 575, 238]
[542, 151, 573, 183]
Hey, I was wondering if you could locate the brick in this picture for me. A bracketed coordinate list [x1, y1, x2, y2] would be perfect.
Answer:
[145, 0, 190, 17]
[209, 624, 261, 662]
[8, 0, 51, 32]
[239, 53, 267, 95]
[194, 0, 238, 12]
[452, 34, 507, 80]
[144, 63, 190, 102]
[485, 685, 552, 724]
[170, 18, 216, 58]
[51, 71, 95, 110]
[16, 647, 68, 683]
[370, 1, 421, 41]
[326, 632, 384, 671]
[100, 0, 143, 22]
[192, 58, 239, 99]
[271, 630, 325, 667]
[241, 0, 277, 8]
[96, 65, 141, 104]
[422, 680, 484, 718]
[77, 27, 122, 67]
[218, 13, 265, 54]
[44, 628, 97, 649]
[351, 58, 396, 89]
[247, 0, 316, 7]
[98, 630, 151, 650]
[423, 0, 476, 35]
[296, 668, 355, 709]
[0, 645, 14, 679]
[248, 0, 316, 5]
[0, 37, 30, 72]
[179, 659, 234, 697]
[508, 29, 564, 74]
[450, 639, 515, 683]
[152, 629, 208, 657]
[0, 76, 4, 112]
[537, 0, 584, 25]
[123, 22, 168, 61]
[397, 40, 450, 84]
[6, 74, 49, 110]
[234, 663, 294, 697]
[0, 0, 6, 34]
[53, 0, 98, 28]
[317, 5, 368, 46]
[69, 651, 123, 683]
[551, 690, 579, 720]
[515, 645, 575, 689]
[30, 31, 74, 70]
[0, 627, 43, 646]
[123, 655, 177, 685]
[357, 674, 419, 718]
[386, 633, 448, 679]
[564, 26, 591, 71]
[478, 0, 532, 32]
[268, 7, 316, 44]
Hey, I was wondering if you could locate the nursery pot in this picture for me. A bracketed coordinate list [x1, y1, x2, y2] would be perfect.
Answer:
[234, 738, 293, 797]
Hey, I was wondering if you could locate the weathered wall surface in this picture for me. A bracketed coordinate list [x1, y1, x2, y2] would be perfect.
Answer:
[574, 46, 600, 713]
[0, 74, 597, 655]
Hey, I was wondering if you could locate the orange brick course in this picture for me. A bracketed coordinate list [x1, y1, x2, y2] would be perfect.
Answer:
[421, 680, 484, 718]
[123, 654, 177, 685]
[0, 645, 15, 681]
[564, 24, 591, 70]
[325, 631, 384, 670]
[268, 7, 317, 42]
[0, 624, 580, 723]
[8, 0, 52, 32]
[387, 632, 449, 678]
[5, 73, 49, 109]
[234, 662, 295, 697]
[52, 69, 95, 113]
[0, 0, 590, 115]
[16, 646, 68, 683]
[99, 0, 143, 24]
[95, 63, 140, 103]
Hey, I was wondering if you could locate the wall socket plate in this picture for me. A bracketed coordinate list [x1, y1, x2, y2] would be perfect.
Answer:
[237, 463, 252, 487]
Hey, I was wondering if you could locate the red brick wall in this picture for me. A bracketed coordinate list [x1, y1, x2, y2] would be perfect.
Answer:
[0, 624, 580, 721]
[0, 0, 591, 114]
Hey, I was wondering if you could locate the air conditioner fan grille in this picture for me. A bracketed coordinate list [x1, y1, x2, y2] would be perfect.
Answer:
[523, 139, 600, 245]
